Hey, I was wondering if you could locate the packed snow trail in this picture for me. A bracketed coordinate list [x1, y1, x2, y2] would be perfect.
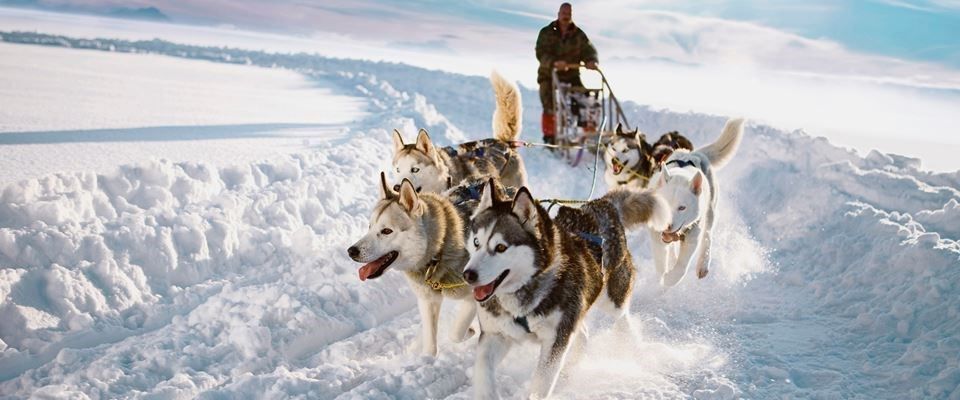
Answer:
[0, 38, 958, 398]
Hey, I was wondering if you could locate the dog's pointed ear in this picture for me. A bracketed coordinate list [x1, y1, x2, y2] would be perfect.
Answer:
[653, 167, 670, 189]
[379, 172, 396, 199]
[615, 123, 624, 135]
[415, 129, 434, 155]
[475, 177, 497, 215]
[511, 187, 539, 231]
[398, 178, 420, 213]
[634, 130, 647, 145]
[392, 129, 405, 153]
[691, 171, 703, 195]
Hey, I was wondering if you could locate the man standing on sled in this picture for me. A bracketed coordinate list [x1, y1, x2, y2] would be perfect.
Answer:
[536, 2, 599, 145]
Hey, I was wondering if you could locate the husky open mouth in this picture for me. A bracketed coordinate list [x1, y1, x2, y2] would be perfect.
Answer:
[473, 269, 510, 302]
[358, 251, 399, 281]
[612, 159, 624, 175]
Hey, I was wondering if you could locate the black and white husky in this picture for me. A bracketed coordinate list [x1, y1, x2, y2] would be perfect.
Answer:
[392, 71, 527, 193]
[603, 124, 694, 190]
[462, 179, 669, 399]
[650, 118, 744, 286]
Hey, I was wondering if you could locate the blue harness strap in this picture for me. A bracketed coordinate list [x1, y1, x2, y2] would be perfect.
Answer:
[577, 232, 604, 247]
[465, 182, 483, 201]
[666, 159, 696, 169]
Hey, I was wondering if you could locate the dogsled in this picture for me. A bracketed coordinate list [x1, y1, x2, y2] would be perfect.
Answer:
[550, 65, 631, 166]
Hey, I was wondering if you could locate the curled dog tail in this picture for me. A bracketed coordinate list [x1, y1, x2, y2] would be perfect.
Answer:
[603, 188, 670, 231]
[491, 70, 522, 142]
[699, 118, 745, 170]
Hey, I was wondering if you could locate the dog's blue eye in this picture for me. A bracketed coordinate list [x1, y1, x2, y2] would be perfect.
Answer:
[473, 237, 480, 248]
[495, 244, 507, 253]
[411, 167, 420, 173]
[381, 228, 393, 235]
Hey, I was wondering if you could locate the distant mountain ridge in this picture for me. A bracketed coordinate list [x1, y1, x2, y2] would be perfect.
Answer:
[0, 1, 170, 21]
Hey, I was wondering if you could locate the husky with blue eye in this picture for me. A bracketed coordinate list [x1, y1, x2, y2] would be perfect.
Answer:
[392, 71, 527, 194]
[461, 178, 669, 400]
[650, 118, 744, 286]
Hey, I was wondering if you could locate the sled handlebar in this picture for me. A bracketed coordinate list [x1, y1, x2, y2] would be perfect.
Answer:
[551, 61, 600, 73]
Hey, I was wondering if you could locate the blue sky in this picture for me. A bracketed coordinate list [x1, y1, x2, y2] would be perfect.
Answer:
[16, 0, 960, 69]
[658, 0, 960, 68]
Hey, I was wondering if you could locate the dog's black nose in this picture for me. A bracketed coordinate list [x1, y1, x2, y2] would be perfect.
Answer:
[347, 246, 360, 259]
[463, 269, 478, 284]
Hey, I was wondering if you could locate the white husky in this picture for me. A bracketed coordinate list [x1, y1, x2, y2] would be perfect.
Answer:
[650, 118, 744, 286]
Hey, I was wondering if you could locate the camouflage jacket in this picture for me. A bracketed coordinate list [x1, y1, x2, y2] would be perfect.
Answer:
[535, 20, 598, 83]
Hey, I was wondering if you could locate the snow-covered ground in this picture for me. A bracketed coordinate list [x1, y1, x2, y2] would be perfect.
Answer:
[0, 42, 367, 187]
[1, 33, 959, 399]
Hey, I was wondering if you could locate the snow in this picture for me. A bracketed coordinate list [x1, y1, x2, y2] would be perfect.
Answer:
[0, 31, 959, 399]
[0, 42, 368, 188]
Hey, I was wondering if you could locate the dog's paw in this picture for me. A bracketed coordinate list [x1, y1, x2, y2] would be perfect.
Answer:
[697, 267, 709, 279]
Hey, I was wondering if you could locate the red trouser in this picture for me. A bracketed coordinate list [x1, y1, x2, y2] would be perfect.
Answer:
[541, 112, 556, 141]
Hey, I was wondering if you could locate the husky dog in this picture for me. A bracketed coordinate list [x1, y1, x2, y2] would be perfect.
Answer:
[392, 71, 527, 194]
[604, 124, 694, 190]
[347, 173, 477, 356]
[651, 130, 694, 165]
[650, 118, 744, 287]
[462, 179, 669, 399]
[603, 124, 655, 190]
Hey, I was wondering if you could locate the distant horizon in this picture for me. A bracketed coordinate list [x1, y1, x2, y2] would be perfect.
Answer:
[1, 5, 959, 172]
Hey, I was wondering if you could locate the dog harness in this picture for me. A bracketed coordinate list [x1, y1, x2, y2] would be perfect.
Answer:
[422, 255, 468, 291]
[514, 315, 531, 333]
[665, 159, 697, 169]
[609, 155, 650, 186]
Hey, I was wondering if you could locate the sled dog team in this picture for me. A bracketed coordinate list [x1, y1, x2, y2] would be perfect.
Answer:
[347, 72, 745, 399]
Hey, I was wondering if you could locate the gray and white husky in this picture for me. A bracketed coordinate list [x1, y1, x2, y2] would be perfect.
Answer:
[347, 173, 477, 356]
[650, 118, 744, 287]
[603, 124, 693, 190]
[462, 179, 669, 399]
[392, 71, 527, 193]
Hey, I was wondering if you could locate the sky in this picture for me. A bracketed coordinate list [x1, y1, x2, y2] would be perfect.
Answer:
[3, 1, 960, 171]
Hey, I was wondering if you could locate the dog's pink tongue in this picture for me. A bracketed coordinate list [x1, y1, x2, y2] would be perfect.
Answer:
[613, 164, 623, 174]
[473, 282, 496, 301]
[358, 259, 385, 281]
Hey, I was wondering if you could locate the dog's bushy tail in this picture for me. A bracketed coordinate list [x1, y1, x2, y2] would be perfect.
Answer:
[699, 118, 745, 170]
[603, 188, 670, 231]
[491, 71, 522, 142]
